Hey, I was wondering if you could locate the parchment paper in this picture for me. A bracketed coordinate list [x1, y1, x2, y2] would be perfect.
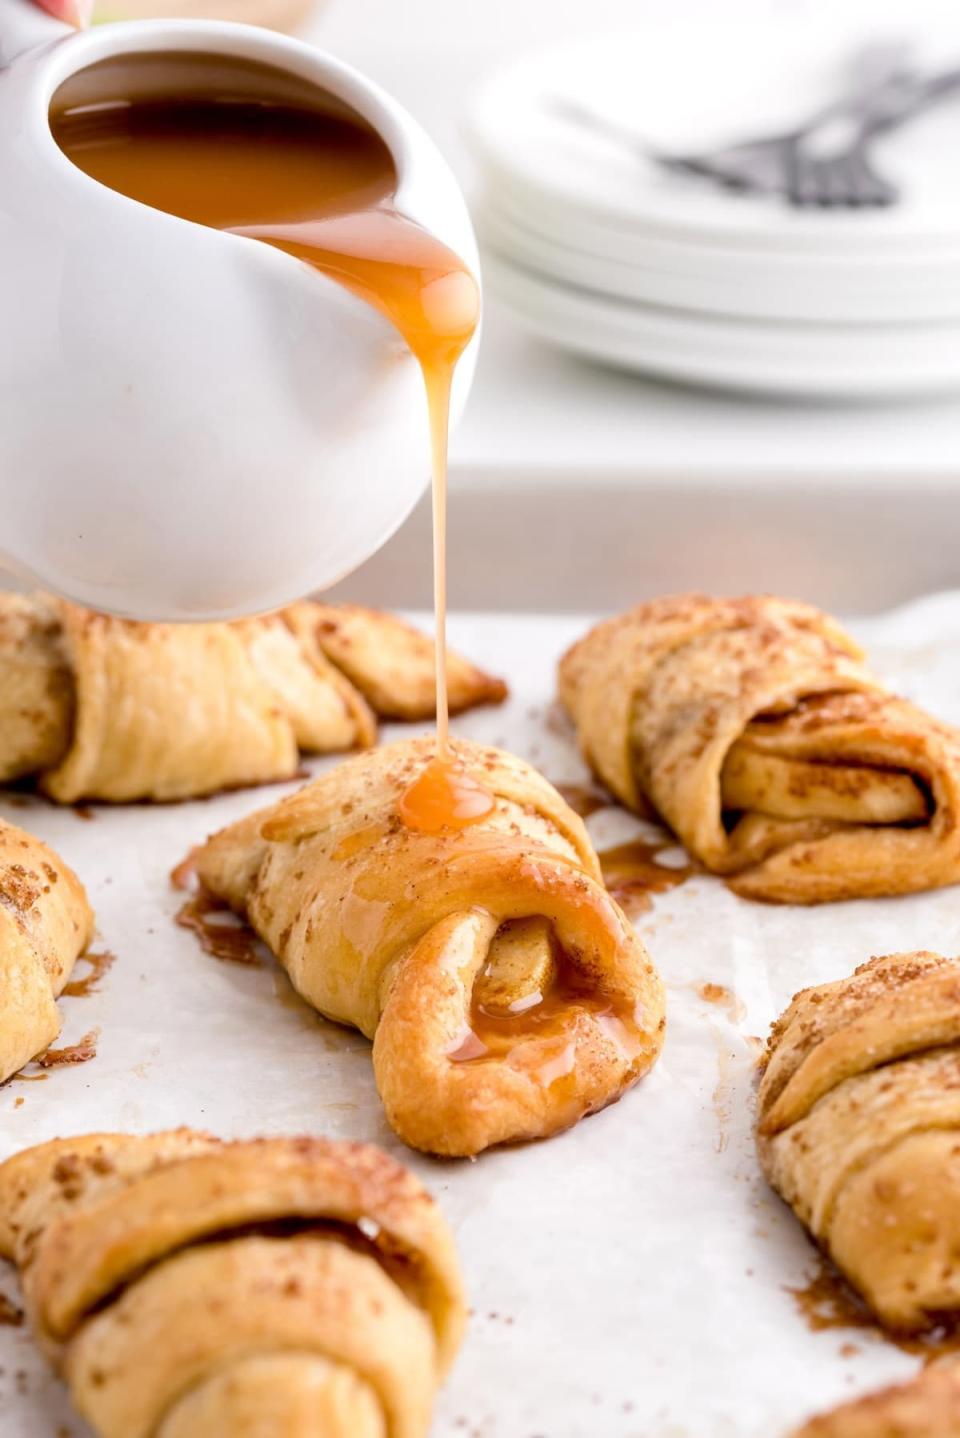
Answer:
[5, 596, 960, 1438]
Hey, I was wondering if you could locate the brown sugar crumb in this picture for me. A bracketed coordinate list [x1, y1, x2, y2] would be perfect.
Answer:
[0, 1295, 23, 1327]
[50, 1154, 85, 1200]
[52, 1154, 82, 1184]
[0, 864, 41, 914]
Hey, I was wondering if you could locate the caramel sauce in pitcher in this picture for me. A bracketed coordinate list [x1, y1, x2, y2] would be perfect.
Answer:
[51, 51, 491, 830]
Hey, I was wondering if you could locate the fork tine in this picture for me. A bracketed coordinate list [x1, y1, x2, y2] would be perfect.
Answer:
[834, 154, 861, 207]
[843, 149, 870, 205]
[786, 145, 814, 206]
[863, 158, 898, 206]
[812, 157, 835, 206]
[847, 146, 899, 206]
[811, 157, 835, 207]
[852, 149, 889, 206]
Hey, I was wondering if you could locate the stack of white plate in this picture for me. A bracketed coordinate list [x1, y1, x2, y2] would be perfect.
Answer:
[468, 14, 960, 398]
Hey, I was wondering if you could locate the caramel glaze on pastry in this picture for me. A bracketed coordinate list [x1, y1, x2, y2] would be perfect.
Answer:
[190, 737, 666, 1157]
[0, 1129, 465, 1438]
[790, 1362, 960, 1438]
[759, 951, 960, 1333]
[0, 593, 506, 803]
[559, 592, 960, 904]
[0, 818, 93, 1084]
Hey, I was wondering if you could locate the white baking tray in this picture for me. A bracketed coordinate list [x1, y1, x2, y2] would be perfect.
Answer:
[326, 470, 960, 616]
[4, 593, 960, 1437]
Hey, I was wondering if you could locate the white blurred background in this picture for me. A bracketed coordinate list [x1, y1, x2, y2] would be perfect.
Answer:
[283, 0, 960, 615]
[305, 0, 960, 489]
[96, 0, 960, 605]
[316, 0, 849, 171]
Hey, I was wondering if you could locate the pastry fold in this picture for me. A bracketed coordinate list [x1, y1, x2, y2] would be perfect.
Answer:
[0, 594, 506, 803]
[758, 951, 960, 1332]
[0, 1129, 465, 1438]
[559, 592, 960, 903]
[0, 818, 93, 1083]
[191, 737, 666, 1156]
[790, 1363, 960, 1438]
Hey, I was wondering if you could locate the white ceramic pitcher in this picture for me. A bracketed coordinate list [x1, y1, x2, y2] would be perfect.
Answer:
[0, 0, 479, 619]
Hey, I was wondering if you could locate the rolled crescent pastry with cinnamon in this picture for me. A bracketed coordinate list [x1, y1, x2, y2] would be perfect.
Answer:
[790, 1362, 960, 1438]
[0, 818, 93, 1083]
[0, 1129, 465, 1438]
[758, 951, 960, 1333]
[190, 737, 666, 1157]
[559, 593, 960, 904]
[0, 593, 506, 803]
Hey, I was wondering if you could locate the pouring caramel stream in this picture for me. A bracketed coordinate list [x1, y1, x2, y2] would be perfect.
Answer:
[53, 57, 646, 1105]
[51, 50, 489, 831]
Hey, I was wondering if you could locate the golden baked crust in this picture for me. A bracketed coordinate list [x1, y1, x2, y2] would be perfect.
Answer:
[0, 1129, 465, 1438]
[297, 604, 508, 720]
[191, 736, 666, 1156]
[0, 818, 93, 1083]
[0, 593, 74, 784]
[558, 592, 960, 904]
[0, 594, 506, 803]
[758, 951, 960, 1332]
[790, 1363, 960, 1437]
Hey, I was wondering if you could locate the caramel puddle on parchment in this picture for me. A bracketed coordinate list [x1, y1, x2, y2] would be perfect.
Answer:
[788, 1252, 960, 1365]
[175, 890, 264, 968]
[172, 854, 357, 1054]
[696, 981, 746, 1025]
[63, 950, 116, 998]
[598, 837, 696, 918]
[171, 852, 264, 967]
[692, 982, 746, 1155]
[554, 782, 615, 819]
[36, 1029, 99, 1068]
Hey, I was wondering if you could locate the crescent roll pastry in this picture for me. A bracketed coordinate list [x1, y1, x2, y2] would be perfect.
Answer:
[0, 593, 506, 803]
[790, 1363, 960, 1438]
[298, 604, 507, 722]
[0, 1129, 465, 1438]
[190, 737, 666, 1157]
[559, 592, 960, 904]
[0, 818, 94, 1083]
[758, 950, 960, 1333]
